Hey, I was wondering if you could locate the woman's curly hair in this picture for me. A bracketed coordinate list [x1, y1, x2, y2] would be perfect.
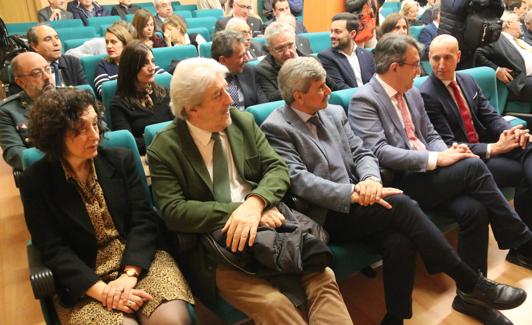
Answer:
[29, 88, 105, 161]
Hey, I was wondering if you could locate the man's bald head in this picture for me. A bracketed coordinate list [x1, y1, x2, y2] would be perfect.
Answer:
[12, 52, 54, 99]
[428, 35, 461, 81]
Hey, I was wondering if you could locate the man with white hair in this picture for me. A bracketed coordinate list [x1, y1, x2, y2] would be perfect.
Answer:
[214, 0, 263, 35]
[37, 0, 73, 22]
[154, 0, 173, 32]
[256, 21, 299, 101]
[475, 11, 532, 102]
[225, 17, 264, 59]
[147, 57, 353, 324]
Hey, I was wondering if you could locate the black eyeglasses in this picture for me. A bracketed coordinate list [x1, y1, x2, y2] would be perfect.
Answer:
[17, 65, 52, 79]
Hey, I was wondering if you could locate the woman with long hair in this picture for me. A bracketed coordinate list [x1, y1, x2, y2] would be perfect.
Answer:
[131, 9, 166, 48]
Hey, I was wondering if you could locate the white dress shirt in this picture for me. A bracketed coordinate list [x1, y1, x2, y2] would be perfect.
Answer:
[502, 32, 532, 76]
[186, 120, 251, 202]
[341, 44, 364, 86]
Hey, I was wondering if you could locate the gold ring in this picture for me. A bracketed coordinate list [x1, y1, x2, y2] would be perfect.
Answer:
[127, 300, 134, 307]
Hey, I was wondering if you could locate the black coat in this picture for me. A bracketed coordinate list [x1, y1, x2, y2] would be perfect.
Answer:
[20, 147, 160, 306]
[58, 54, 88, 87]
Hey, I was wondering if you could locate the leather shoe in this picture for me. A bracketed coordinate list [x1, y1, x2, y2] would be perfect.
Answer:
[506, 249, 532, 271]
[456, 273, 526, 310]
[452, 296, 513, 325]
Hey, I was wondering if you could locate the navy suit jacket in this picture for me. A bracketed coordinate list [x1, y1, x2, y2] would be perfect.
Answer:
[420, 73, 511, 158]
[419, 22, 438, 59]
[236, 64, 266, 107]
[318, 47, 375, 90]
[58, 55, 88, 87]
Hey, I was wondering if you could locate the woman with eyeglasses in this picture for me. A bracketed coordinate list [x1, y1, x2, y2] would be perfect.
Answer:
[131, 9, 166, 48]
[162, 14, 206, 48]
[20, 87, 194, 325]
[110, 41, 173, 154]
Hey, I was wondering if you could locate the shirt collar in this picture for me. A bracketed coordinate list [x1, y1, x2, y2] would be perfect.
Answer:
[375, 75, 399, 99]
[290, 106, 315, 123]
[440, 72, 457, 86]
[186, 120, 217, 147]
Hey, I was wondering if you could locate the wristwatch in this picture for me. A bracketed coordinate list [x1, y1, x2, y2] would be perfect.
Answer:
[124, 268, 139, 278]
[365, 176, 382, 184]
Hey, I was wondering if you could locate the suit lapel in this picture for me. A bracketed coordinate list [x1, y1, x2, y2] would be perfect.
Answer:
[176, 119, 215, 196]
[281, 105, 328, 159]
[333, 49, 357, 86]
[94, 153, 125, 234]
[225, 117, 245, 179]
[50, 161, 95, 235]
[369, 78, 410, 146]
[433, 74, 471, 139]
[355, 48, 371, 83]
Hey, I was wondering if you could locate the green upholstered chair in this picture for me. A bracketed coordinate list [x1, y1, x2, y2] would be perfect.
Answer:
[329, 88, 359, 113]
[185, 17, 217, 35]
[198, 41, 212, 58]
[87, 16, 121, 36]
[299, 32, 332, 54]
[246, 100, 286, 125]
[381, 1, 401, 12]
[188, 27, 210, 41]
[56, 26, 97, 42]
[144, 121, 172, 149]
[496, 80, 532, 119]
[193, 8, 224, 18]
[409, 26, 424, 41]
[7, 22, 37, 35]
[63, 38, 92, 52]
[152, 45, 198, 71]
[174, 4, 198, 11]
[49, 19, 84, 29]
[379, 7, 398, 18]
[137, 2, 157, 14]
[75, 84, 95, 97]
[79, 53, 107, 90]
[175, 10, 193, 18]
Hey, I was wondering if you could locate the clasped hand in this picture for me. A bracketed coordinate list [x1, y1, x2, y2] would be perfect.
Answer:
[352, 178, 403, 209]
[100, 274, 153, 313]
[492, 125, 530, 155]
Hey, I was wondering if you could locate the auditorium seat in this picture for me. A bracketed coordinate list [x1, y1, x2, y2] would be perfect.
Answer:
[299, 32, 331, 54]
[193, 8, 224, 18]
[152, 45, 198, 71]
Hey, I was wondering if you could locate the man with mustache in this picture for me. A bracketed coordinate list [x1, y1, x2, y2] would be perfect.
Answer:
[0, 52, 55, 170]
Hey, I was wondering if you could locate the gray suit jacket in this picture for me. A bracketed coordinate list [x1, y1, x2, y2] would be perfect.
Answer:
[261, 104, 381, 224]
[37, 7, 73, 22]
[348, 76, 447, 173]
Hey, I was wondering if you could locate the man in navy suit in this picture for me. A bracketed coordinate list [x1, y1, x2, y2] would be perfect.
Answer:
[420, 34, 532, 241]
[318, 13, 375, 90]
[349, 34, 532, 324]
[211, 30, 266, 110]
[418, 4, 440, 59]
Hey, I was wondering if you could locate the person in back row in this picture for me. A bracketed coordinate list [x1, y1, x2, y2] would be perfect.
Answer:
[349, 34, 532, 324]
[215, 0, 263, 36]
[211, 31, 266, 110]
[261, 55, 528, 325]
[262, 0, 307, 34]
[94, 21, 136, 98]
[110, 41, 172, 154]
[111, 0, 141, 20]
[132, 9, 166, 48]
[27, 24, 88, 87]
[225, 17, 264, 59]
[318, 13, 375, 90]
[38, 0, 73, 22]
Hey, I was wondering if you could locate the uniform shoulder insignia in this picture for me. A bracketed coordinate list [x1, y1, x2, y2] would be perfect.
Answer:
[0, 93, 22, 107]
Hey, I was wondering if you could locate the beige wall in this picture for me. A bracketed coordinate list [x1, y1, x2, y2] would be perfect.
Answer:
[2, 0, 258, 23]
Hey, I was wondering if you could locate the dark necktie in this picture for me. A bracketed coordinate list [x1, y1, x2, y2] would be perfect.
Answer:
[211, 132, 231, 202]
[308, 114, 351, 184]
[448, 81, 479, 143]
[51, 61, 62, 86]
[226, 75, 244, 111]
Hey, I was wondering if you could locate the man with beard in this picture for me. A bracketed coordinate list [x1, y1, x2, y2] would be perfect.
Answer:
[318, 13, 376, 90]
[0, 52, 55, 170]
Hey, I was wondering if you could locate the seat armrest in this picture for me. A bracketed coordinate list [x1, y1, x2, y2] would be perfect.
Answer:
[27, 243, 56, 299]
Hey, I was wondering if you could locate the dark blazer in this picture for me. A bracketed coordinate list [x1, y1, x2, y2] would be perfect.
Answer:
[58, 54, 88, 86]
[419, 22, 438, 59]
[147, 109, 289, 307]
[37, 7, 74, 22]
[154, 15, 164, 33]
[349, 76, 448, 172]
[248, 40, 265, 59]
[261, 105, 381, 225]
[215, 15, 263, 35]
[295, 35, 312, 56]
[236, 64, 267, 107]
[70, 2, 108, 26]
[110, 3, 141, 20]
[420, 73, 511, 158]
[474, 35, 528, 96]
[524, 29, 532, 46]
[255, 53, 283, 101]
[318, 47, 375, 90]
[19, 147, 160, 306]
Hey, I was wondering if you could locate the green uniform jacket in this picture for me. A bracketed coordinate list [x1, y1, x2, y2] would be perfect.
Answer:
[147, 108, 290, 307]
[0, 92, 32, 170]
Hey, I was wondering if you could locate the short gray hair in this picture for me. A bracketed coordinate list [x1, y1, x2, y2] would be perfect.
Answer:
[211, 30, 245, 61]
[153, 0, 169, 8]
[170, 58, 228, 119]
[277, 57, 326, 104]
[501, 11, 519, 29]
[225, 17, 249, 32]
[264, 21, 295, 47]
[525, 9, 532, 25]
[374, 34, 421, 74]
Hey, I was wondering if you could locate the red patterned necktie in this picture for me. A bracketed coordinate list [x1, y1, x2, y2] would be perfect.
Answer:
[448, 80, 479, 143]
[394, 93, 427, 151]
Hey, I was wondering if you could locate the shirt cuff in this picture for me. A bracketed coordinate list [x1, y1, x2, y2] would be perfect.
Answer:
[486, 144, 492, 159]
[427, 152, 438, 171]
